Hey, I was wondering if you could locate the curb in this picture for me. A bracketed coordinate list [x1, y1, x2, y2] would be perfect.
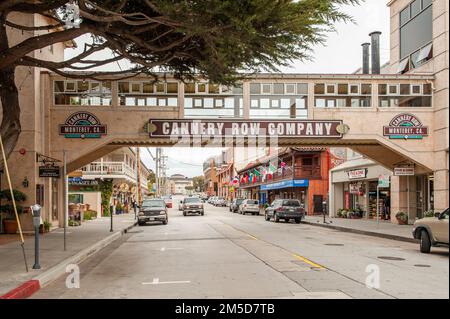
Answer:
[0, 221, 137, 299]
[302, 220, 417, 243]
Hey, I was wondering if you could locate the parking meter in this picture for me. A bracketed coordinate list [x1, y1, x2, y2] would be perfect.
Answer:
[322, 200, 328, 224]
[31, 204, 42, 269]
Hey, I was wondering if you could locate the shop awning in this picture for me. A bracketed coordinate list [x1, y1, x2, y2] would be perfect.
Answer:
[260, 179, 309, 191]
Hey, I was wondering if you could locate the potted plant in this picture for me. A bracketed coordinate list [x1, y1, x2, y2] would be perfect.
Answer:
[423, 210, 435, 218]
[0, 189, 27, 234]
[395, 211, 408, 225]
[115, 203, 124, 214]
[43, 220, 52, 233]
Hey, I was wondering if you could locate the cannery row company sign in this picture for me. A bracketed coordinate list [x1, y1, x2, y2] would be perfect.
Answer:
[59, 112, 107, 139]
[383, 113, 428, 140]
[147, 119, 348, 138]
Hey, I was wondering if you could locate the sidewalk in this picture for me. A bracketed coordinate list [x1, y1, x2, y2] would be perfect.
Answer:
[303, 216, 416, 243]
[0, 214, 136, 298]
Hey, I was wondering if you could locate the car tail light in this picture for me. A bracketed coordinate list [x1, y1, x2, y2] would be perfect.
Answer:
[276, 207, 284, 212]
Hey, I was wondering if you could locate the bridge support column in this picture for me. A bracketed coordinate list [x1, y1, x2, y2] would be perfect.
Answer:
[434, 165, 449, 212]
[390, 175, 417, 224]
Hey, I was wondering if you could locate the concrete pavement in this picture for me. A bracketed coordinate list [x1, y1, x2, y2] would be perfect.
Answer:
[32, 204, 448, 299]
[0, 213, 136, 297]
[302, 216, 415, 242]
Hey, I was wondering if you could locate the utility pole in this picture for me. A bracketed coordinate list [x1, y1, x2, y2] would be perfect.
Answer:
[155, 148, 160, 197]
[136, 147, 142, 205]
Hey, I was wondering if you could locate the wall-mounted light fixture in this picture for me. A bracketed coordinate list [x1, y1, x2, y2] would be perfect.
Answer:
[22, 177, 29, 188]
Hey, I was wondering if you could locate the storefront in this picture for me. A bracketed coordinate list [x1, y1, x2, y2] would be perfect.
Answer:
[261, 179, 309, 212]
[329, 159, 392, 219]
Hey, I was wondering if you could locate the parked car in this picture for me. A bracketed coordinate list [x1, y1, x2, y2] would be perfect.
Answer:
[230, 198, 244, 213]
[412, 208, 449, 253]
[138, 198, 168, 226]
[265, 199, 305, 223]
[239, 199, 260, 215]
[215, 197, 227, 207]
[181, 197, 204, 216]
[162, 195, 173, 208]
[208, 196, 217, 204]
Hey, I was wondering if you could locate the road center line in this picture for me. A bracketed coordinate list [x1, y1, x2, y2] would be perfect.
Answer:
[292, 254, 325, 269]
[160, 247, 183, 251]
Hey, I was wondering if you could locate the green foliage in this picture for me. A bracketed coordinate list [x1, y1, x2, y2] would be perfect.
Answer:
[43, 220, 52, 232]
[0, 189, 27, 202]
[424, 210, 435, 218]
[395, 211, 408, 222]
[192, 176, 205, 192]
[0, 189, 27, 218]
[83, 210, 97, 221]
[69, 219, 81, 227]
[98, 179, 113, 216]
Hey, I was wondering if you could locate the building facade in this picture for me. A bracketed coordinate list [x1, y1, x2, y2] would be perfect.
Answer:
[237, 147, 331, 215]
[169, 174, 193, 195]
[69, 147, 151, 216]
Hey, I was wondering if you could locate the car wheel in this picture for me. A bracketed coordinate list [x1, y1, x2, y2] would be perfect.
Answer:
[295, 218, 301, 224]
[420, 229, 431, 253]
[255, 212, 259, 216]
[265, 213, 270, 221]
[285, 219, 290, 223]
[201, 212, 204, 216]
[183, 212, 187, 216]
[162, 219, 168, 225]
[138, 221, 145, 226]
[274, 214, 280, 223]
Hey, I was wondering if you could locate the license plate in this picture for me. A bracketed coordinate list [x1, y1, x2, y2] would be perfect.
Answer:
[289, 209, 294, 212]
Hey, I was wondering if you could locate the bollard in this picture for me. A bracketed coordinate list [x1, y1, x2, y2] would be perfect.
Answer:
[31, 204, 42, 269]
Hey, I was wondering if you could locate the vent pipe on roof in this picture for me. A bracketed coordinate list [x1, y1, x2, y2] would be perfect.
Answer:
[361, 42, 370, 74]
[369, 31, 382, 74]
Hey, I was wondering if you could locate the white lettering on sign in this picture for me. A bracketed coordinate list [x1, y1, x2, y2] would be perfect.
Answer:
[348, 169, 367, 179]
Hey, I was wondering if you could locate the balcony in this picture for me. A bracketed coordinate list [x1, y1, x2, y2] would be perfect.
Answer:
[239, 165, 322, 188]
[80, 161, 148, 189]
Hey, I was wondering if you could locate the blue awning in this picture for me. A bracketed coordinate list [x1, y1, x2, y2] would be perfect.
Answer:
[260, 179, 309, 191]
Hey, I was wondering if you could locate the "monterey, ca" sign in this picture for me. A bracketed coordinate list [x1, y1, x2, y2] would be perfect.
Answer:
[59, 112, 107, 139]
[147, 119, 348, 138]
[383, 113, 428, 140]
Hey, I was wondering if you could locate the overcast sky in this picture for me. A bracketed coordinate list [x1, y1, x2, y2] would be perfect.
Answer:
[66, 0, 390, 177]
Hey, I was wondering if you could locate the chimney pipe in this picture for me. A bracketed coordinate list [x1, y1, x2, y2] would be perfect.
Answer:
[369, 31, 382, 74]
[361, 43, 370, 74]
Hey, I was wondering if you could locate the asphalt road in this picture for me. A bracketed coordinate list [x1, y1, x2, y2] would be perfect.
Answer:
[32, 200, 449, 299]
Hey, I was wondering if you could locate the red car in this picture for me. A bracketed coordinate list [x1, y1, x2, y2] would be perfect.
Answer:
[162, 196, 173, 208]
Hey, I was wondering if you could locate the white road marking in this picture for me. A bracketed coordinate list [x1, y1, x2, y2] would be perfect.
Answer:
[52, 231, 72, 234]
[142, 278, 191, 285]
[160, 247, 183, 251]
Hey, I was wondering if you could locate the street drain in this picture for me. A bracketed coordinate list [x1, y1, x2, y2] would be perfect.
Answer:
[325, 243, 344, 246]
[414, 264, 431, 268]
[377, 256, 405, 261]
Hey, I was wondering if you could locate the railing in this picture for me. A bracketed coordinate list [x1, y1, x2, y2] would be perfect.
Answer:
[81, 161, 136, 180]
[239, 164, 322, 187]
[294, 165, 321, 179]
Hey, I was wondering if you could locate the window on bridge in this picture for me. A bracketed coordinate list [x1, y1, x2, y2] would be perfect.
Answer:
[314, 83, 372, 108]
[53, 80, 112, 106]
[249, 83, 308, 119]
[184, 82, 243, 119]
[378, 83, 432, 107]
[118, 81, 178, 107]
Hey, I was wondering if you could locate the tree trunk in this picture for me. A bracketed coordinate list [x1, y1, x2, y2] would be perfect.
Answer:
[0, 14, 21, 168]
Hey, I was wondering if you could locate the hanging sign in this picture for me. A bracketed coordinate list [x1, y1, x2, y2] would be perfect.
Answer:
[39, 166, 60, 178]
[394, 167, 415, 176]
